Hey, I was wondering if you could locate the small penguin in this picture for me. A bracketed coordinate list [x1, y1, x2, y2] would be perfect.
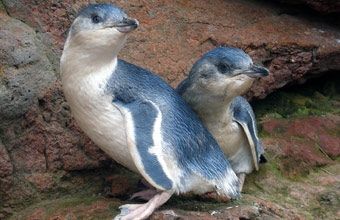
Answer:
[61, 4, 240, 220]
[177, 47, 268, 191]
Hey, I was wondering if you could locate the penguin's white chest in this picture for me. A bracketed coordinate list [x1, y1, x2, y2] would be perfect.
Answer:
[208, 121, 254, 174]
[62, 69, 138, 172]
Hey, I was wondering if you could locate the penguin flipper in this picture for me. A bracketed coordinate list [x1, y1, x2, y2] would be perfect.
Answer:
[231, 96, 266, 171]
[112, 97, 173, 191]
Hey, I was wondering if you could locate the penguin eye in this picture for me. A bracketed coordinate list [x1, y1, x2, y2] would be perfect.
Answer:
[92, 14, 102, 24]
[217, 63, 230, 74]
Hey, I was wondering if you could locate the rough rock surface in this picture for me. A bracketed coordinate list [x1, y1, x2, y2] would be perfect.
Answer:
[0, 141, 12, 178]
[0, 13, 56, 120]
[262, 116, 340, 176]
[2, 0, 340, 96]
[0, 0, 339, 219]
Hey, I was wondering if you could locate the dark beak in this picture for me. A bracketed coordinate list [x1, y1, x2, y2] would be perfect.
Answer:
[243, 64, 269, 78]
[114, 17, 139, 33]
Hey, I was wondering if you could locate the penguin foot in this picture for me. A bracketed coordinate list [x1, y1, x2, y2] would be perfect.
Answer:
[114, 191, 173, 220]
[237, 173, 246, 192]
[130, 189, 158, 201]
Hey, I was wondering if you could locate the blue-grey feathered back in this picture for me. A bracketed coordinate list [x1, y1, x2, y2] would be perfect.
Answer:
[106, 59, 239, 197]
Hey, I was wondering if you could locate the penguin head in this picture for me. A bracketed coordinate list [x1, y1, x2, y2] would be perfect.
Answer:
[183, 47, 269, 100]
[65, 3, 138, 54]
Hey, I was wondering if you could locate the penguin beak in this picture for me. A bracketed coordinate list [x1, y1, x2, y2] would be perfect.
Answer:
[243, 64, 269, 78]
[114, 17, 139, 33]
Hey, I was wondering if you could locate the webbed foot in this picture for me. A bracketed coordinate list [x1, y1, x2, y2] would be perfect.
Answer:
[130, 189, 158, 201]
[114, 191, 172, 220]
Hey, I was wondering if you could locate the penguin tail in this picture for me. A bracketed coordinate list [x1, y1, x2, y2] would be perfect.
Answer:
[259, 154, 267, 163]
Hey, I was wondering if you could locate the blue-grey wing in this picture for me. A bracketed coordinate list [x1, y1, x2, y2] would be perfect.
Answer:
[110, 60, 239, 198]
[112, 97, 173, 191]
[231, 96, 267, 170]
[112, 96, 239, 198]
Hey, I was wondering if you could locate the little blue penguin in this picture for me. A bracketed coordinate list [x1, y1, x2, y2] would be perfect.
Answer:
[177, 47, 268, 192]
[60, 4, 240, 220]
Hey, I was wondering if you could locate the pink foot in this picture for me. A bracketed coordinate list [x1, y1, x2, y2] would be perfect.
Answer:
[114, 191, 173, 220]
[130, 189, 158, 201]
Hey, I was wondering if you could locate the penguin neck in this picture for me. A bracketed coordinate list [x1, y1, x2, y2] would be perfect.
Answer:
[60, 35, 126, 81]
[188, 94, 235, 127]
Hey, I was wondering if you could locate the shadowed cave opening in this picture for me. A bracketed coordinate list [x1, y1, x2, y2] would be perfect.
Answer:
[259, 0, 340, 27]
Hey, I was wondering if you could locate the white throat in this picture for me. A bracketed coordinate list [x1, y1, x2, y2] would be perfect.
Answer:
[60, 29, 138, 172]
[60, 28, 127, 81]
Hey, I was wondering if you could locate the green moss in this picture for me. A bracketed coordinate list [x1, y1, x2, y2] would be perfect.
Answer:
[261, 112, 284, 119]
[0, 1, 5, 13]
[164, 195, 226, 212]
[9, 195, 122, 220]
[47, 197, 92, 217]
[252, 74, 340, 120]
[9, 163, 340, 219]
[304, 166, 340, 219]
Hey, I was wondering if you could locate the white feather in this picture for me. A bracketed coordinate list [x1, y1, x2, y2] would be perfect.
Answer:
[201, 110, 255, 174]
[147, 101, 184, 192]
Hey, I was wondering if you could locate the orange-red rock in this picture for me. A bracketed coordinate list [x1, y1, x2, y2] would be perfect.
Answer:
[0, 0, 340, 218]
[262, 115, 340, 175]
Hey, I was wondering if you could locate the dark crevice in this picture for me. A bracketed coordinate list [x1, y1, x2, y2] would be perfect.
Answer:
[258, 0, 340, 28]
[0, 0, 9, 16]
[200, 37, 219, 47]
[283, 71, 340, 92]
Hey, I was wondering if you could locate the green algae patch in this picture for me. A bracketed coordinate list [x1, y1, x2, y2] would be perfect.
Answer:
[0, 1, 6, 14]
[243, 153, 292, 200]
[8, 160, 340, 219]
[252, 74, 340, 119]
[253, 90, 337, 119]
[164, 195, 227, 212]
[243, 160, 340, 220]
[302, 164, 340, 219]
[9, 195, 122, 220]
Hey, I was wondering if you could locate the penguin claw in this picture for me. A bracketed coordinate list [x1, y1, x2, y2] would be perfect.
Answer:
[129, 189, 158, 201]
[113, 204, 143, 220]
[113, 191, 172, 220]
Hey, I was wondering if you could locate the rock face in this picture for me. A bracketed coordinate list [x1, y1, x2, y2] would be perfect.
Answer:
[1, 0, 340, 97]
[262, 115, 340, 176]
[0, 13, 56, 120]
[0, 141, 13, 208]
[7, 82, 110, 172]
[0, 0, 339, 219]
[0, 141, 12, 178]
